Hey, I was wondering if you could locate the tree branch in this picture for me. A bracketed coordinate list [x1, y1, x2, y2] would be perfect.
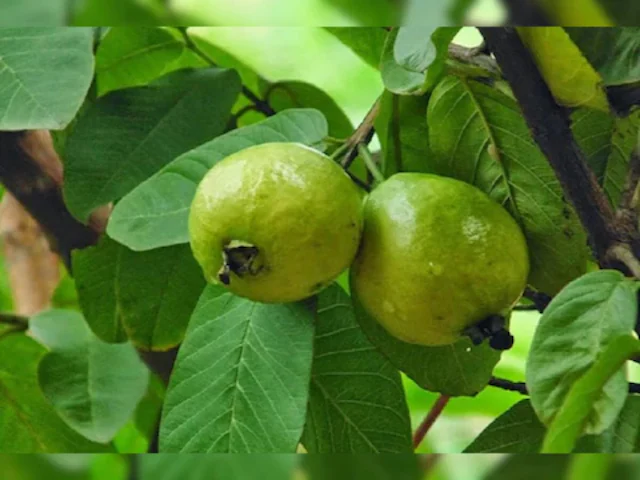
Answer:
[479, 28, 622, 270]
[341, 96, 381, 169]
[0, 131, 102, 267]
[490, 376, 640, 395]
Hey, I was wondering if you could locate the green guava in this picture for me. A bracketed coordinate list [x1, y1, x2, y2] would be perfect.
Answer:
[351, 173, 530, 347]
[189, 142, 365, 304]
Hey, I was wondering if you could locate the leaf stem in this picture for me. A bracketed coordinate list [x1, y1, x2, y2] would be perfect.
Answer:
[413, 395, 450, 450]
[358, 144, 385, 185]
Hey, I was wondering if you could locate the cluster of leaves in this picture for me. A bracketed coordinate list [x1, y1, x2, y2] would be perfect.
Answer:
[0, 24, 639, 458]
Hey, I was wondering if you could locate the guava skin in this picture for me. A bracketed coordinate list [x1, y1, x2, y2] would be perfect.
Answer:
[351, 173, 530, 347]
[189, 142, 365, 304]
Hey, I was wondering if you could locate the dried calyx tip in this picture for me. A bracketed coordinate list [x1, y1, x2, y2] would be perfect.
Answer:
[217, 240, 263, 285]
[464, 314, 514, 351]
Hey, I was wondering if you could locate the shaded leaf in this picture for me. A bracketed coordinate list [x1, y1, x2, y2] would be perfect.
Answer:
[95, 27, 185, 95]
[106, 109, 329, 251]
[0, 28, 94, 130]
[527, 271, 639, 435]
[159, 285, 315, 452]
[140, 455, 297, 480]
[350, 275, 500, 396]
[64, 67, 241, 221]
[428, 75, 590, 295]
[302, 284, 412, 453]
[567, 28, 640, 85]
[572, 108, 640, 206]
[380, 29, 425, 95]
[30, 310, 149, 443]
[465, 400, 546, 453]
[375, 90, 431, 176]
[0, 334, 109, 452]
[73, 236, 205, 350]
[579, 395, 640, 453]
[303, 455, 422, 480]
[263, 81, 353, 139]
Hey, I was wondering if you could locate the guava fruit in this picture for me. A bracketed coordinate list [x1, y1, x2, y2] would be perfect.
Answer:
[189, 142, 364, 304]
[351, 173, 530, 347]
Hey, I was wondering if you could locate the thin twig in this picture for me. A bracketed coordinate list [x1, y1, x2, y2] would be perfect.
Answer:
[413, 395, 451, 450]
[479, 28, 621, 269]
[341, 96, 382, 169]
[0, 313, 29, 329]
[489, 376, 640, 395]
[419, 454, 443, 478]
[177, 28, 275, 117]
[523, 287, 552, 313]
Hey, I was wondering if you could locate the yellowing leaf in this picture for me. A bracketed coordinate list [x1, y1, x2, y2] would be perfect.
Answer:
[517, 27, 609, 112]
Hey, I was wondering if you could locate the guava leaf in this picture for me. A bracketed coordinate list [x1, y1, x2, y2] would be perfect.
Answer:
[303, 455, 422, 480]
[30, 310, 149, 444]
[95, 27, 186, 96]
[301, 284, 412, 453]
[394, 27, 459, 91]
[427, 75, 590, 295]
[601, 0, 640, 26]
[380, 29, 425, 95]
[0, 28, 94, 130]
[572, 108, 640, 206]
[262, 81, 353, 139]
[64, 67, 241, 222]
[375, 90, 431, 176]
[107, 109, 329, 251]
[465, 400, 546, 453]
[566, 28, 640, 86]
[140, 455, 297, 480]
[350, 277, 500, 397]
[537, 0, 614, 26]
[526, 270, 639, 435]
[324, 27, 388, 69]
[72, 0, 167, 25]
[0, 0, 67, 26]
[159, 285, 315, 453]
[577, 395, 640, 453]
[0, 333, 110, 453]
[517, 27, 609, 112]
[72, 236, 205, 350]
[484, 455, 570, 480]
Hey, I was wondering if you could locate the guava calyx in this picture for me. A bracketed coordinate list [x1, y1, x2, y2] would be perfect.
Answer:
[463, 315, 514, 352]
[217, 240, 265, 286]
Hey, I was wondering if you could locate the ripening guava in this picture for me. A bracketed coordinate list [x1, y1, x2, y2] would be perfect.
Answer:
[351, 173, 530, 347]
[189, 142, 365, 304]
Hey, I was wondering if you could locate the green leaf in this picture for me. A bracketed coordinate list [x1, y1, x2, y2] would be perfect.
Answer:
[602, 0, 640, 26]
[527, 270, 639, 436]
[566, 28, 640, 86]
[380, 29, 425, 95]
[572, 108, 640, 206]
[106, 109, 329, 251]
[0, 28, 94, 130]
[72, 0, 167, 25]
[350, 275, 500, 396]
[579, 395, 640, 453]
[465, 400, 546, 453]
[0, 0, 67, 26]
[140, 455, 297, 480]
[301, 284, 412, 453]
[73, 236, 206, 350]
[542, 335, 640, 453]
[263, 81, 353, 139]
[394, 27, 459, 90]
[64, 67, 241, 221]
[0, 334, 109, 452]
[375, 90, 431, 176]
[0, 455, 90, 480]
[322, 0, 400, 26]
[324, 27, 388, 69]
[303, 455, 422, 480]
[95, 27, 186, 96]
[484, 455, 570, 480]
[73, 236, 128, 344]
[427, 75, 590, 295]
[90, 455, 129, 480]
[159, 285, 315, 452]
[30, 310, 149, 444]
[117, 244, 205, 351]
